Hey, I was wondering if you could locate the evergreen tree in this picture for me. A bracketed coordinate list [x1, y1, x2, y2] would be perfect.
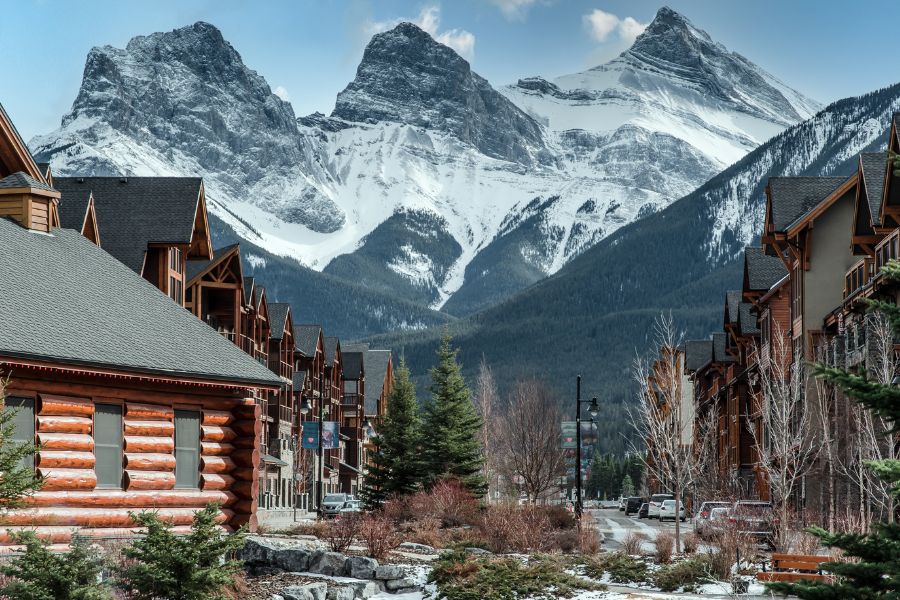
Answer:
[770, 263, 900, 598]
[0, 379, 42, 507]
[117, 503, 246, 600]
[360, 358, 422, 508]
[421, 331, 486, 496]
[0, 532, 111, 600]
[621, 474, 635, 497]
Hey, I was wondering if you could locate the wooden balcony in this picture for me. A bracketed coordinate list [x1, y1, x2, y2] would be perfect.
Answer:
[268, 359, 291, 380]
[844, 257, 875, 301]
[875, 229, 900, 273]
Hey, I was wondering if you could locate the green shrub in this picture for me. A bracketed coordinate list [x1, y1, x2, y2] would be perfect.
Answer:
[430, 550, 603, 600]
[654, 555, 720, 592]
[581, 551, 648, 584]
[116, 503, 246, 600]
[0, 532, 111, 600]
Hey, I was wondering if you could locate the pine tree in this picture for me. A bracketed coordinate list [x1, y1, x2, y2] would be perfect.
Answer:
[117, 503, 246, 600]
[769, 265, 900, 599]
[360, 359, 423, 508]
[0, 378, 42, 507]
[621, 474, 635, 497]
[0, 532, 111, 600]
[421, 331, 486, 496]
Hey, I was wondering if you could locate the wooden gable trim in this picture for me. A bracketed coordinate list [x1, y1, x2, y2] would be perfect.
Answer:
[82, 195, 101, 246]
[187, 182, 213, 261]
[186, 245, 242, 288]
[786, 175, 857, 238]
[0, 108, 43, 180]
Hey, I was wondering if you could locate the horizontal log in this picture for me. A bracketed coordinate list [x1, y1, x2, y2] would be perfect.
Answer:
[28, 489, 236, 508]
[36, 415, 92, 434]
[0, 525, 197, 544]
[231, 479, 254, 499]
[125, 403, 174, 421]
[200, 442, 235, 456]
[202, 410, 233, 426]
[201, 425, 236, 443]
[230, 513, 256, 531]
[201, 473, 235, 491]
[124, 420, 174, 437]
[37, 468, 96, 491]
[231, 467, 254, 482]
[231, 499, 254, 515]
[0, 507, 233, 528]
[36, 433, 93, 452]
[125, 453, 176, 472]
[124, 436, 174, 454]
[38, 395, 93, 417]
[231, 449, 258, 468]
[0, 543, 70, 555]
[231, 420, 257, 436]
[200, 456, 235, 474]
[36, 451, 95, 470]
[124, 470, 176, 491]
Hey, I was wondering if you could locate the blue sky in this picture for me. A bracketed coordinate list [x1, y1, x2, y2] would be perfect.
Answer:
[5, 0, 900, 141]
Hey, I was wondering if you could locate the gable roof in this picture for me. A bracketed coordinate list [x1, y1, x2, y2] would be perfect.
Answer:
[725, 291, 741, 325]
[364, 349, 392, 415]
[294, 324, 323, 357]
[860, 152, 888, 227]
[744, 246, 787, 292]
[186, 244, 241, 284]
[712, 332, 735, 364]
[57, 186, 94, 232]
[242, 277, 255, 305]
[324, 336, 340, 367]
[684, 340, 713, 372]
[0, 171, 56, 193]
[53, 177, 207, 274]
[738, 303, 760, 336]
[268, 303, 291, 340]
[293, 370, 307, 390]
[0, 103, 43, 180]
[0, 217, 280, 387]
[767, 177, 847, 232]
[342, 351, 364, 380]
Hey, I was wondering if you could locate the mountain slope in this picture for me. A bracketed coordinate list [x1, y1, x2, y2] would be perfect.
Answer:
[373, 82, 900, 443]
[31, 11, 818, 323]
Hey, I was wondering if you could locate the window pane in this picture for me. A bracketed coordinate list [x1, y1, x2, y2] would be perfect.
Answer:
[175, 409, 200, 488]
[5, 397, 34, 470]
[95, 404, 123, 488]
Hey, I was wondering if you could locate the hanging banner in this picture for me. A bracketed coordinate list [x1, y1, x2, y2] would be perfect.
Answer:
[560, 421, 577, 449]
[301, 421, 319, 449]
[322, 421, 339, 449]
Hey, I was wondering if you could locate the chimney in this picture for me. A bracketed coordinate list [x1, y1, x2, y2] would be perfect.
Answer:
[0, 172, 60, 232]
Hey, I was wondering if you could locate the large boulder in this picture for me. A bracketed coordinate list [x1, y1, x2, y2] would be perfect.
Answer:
[397, 542, 435, 554]
[280, 583, 326, 600]
[385, 578, 415, 592]
[275, 548, 311, 572]
[308, 550, 349, 576]
[350, 580, 384, 599]
[374, 565, 405, 580]
[344, 556, 378, 579]
[241, 537, 283, 565]
[325, 586, 355, 600]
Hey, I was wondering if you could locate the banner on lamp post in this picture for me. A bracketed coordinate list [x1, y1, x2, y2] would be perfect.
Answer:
[560, 421, 577, 449]
[322, 421, 339, 449]
[301, 421, 319, 449]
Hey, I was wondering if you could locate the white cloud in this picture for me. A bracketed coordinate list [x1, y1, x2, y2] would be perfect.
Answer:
[490, 0, 538, 21]
[364, 5, 476, 60]
[273, 86, 290, 102]
[582, 8, 647, 45]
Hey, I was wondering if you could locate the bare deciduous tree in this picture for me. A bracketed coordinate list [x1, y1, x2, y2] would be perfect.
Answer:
[629, 314, 696, 553]
[497, 380, 565, 504]
[473, 357, 502, 502]
[749, 323, 820, 550]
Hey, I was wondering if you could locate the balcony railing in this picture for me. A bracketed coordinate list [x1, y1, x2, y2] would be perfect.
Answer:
[341, 393, 360, 407]
[844, 257, 875, 300]
[875, 229, 900, 273]
[268, 403, 293, 425]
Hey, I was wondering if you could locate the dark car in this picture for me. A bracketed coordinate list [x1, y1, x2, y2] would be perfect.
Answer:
[730, 501, 774, 540]
[638, 502, 649, 519]
[624, 496, 645, 516]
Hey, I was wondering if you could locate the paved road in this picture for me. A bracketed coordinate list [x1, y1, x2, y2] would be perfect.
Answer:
[587, 507, 695, 551]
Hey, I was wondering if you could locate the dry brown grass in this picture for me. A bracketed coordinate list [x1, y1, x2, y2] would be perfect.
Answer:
[621, 531, 645, 556]
[654, 531, 674, 564]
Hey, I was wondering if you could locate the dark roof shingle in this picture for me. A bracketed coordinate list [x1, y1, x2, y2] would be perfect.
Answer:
[768, 177, 847, 231]
[364, 349, 392, 415]
[58, 187, 93, 232]
[860, 152, 888, 227]
[0, 171, 56, 192]
[684, 340, 713, 372]
[324, 336, 340, 367]
[268, 303, 290, 340]
[744, 246, 787, 291]
[342, 351, 364, 380]
[738, 303, 760, 336]
[725, 291, 741, 325]
[294, 325, 322, 357]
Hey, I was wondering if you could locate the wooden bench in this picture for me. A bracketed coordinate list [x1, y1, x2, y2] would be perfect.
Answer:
[756, 554, 834, 583]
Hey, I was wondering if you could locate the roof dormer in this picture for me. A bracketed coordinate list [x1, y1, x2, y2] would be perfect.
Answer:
[0, 172, 60, 232]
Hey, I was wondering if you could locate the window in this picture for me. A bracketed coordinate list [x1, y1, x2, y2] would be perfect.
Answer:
[169, 248, 183, 274]
[174, 409, 200, 488]
[5, 397, 34, 470]
[169, 276, 183, 304]
[95, 404, 123, 488]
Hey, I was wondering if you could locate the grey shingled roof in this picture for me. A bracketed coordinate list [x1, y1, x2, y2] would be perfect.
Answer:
[768, 177, 847, 231]
[242, 277, 254, 305]
[53, 177, 203, 274]
[744, 246, 787, 291]
[684, 340, 713, 372]
[186, 244, 240, 284]
[342, 351, 364, 380]
[58, 187, 93, 232]
[712, 332, 735, 363]
[364, 349, 392, 415]
[725, 291, 741, 325]
[860, 152, 888, 227]
[324, 336, 340, 367]
[268, 303, 290, 340]
[293, 370, 307, 390]
[738, 303, 760, 336]
[0, 218, 280, 386]
[294, 325, 322, 357]
[0, 171, 56, 192]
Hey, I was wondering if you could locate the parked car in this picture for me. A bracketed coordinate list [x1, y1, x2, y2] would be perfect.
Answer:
[638, 503, 649, 519]
[729, 501, 774, 539]
[695, 501, 732, 535]
[659, 499, 686, 522]
[322, 493, 352, 518]
[624, 496, 646, 516]
[340, 499, 362, 514]
[600, 499, 619, 509]
[704, 507, 731, 538]
[618, 496, 627, 511]
[647, 493, 674, 519]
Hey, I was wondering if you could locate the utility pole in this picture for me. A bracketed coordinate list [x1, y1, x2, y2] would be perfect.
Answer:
[317, 374, 325, 517]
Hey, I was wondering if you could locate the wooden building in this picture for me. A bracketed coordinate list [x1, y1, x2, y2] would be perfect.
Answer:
[339, 346, 365, 496]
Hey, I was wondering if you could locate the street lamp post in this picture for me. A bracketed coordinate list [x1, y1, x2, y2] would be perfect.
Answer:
[574, 375, 599, 520]
[299, 375, 327, 519]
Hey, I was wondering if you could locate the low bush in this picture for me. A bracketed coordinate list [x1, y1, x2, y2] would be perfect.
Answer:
[430, 550, 604, 600]
[542, 505, 576, 530]
[322, 514, 360, 553]
[621, 531, 644, 556]
[406, 515, 446, 548]
[654, 555, 716, 592]
[554, 529, 579, 553]
[411, 479, 480, 527]
[582, 552, 648, 584]
[654, 531, 674, 564]
[682, 532, 700, 555]
[359, 513, 402, 559]
[578, 523, 602, 554]
[477, 504, 552, 553]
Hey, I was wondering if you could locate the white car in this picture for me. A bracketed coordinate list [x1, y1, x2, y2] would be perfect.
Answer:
[647, 493, 674, 519]
[618, 497, 627, 511]
[340, 499, 362, 515]
[659, 499, 686, 522]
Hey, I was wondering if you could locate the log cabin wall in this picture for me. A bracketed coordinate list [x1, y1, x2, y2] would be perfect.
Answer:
[0, 365, 260, 546]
